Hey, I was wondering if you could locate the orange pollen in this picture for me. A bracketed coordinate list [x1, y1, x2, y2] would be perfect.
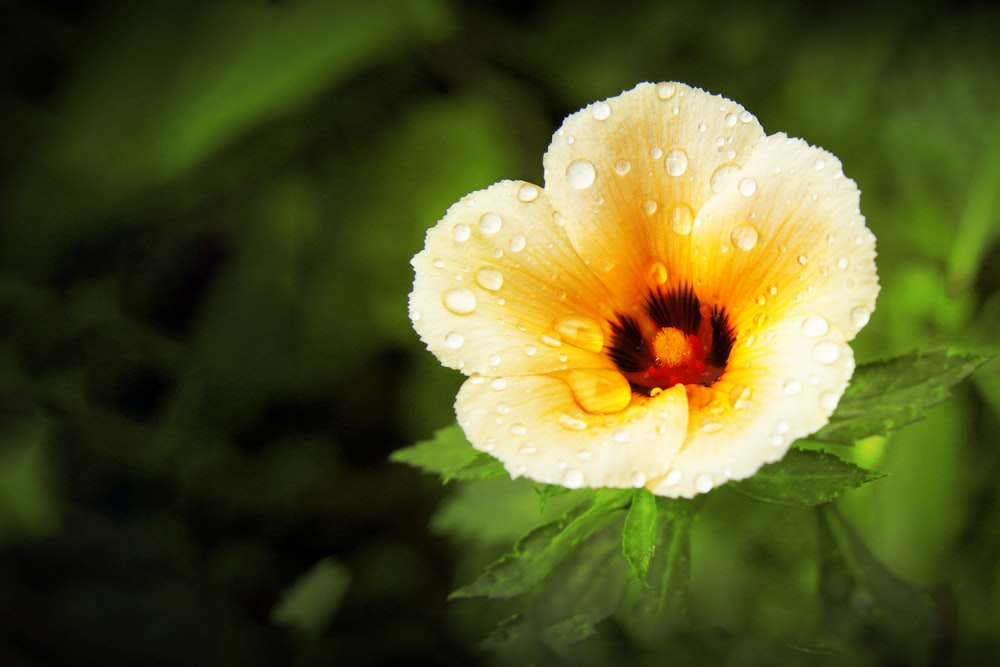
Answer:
[652, 327, 695, 368]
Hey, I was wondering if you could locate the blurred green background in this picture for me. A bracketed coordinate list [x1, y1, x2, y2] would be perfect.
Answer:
[1, 0, 998, 664]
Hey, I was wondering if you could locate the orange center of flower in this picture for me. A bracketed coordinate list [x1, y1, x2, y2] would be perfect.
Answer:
[607, 285, 733, 394]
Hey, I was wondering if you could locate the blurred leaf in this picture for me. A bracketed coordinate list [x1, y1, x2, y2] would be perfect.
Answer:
[450, 489, 633, 600]
[391, 424, 502, 483]
[535, 483, 573, 512]
[729, 448, 885, 507]
[0, 412, 59, 545]
[270, 557, 351, 638]
[812, 349, 992, 445]
[622, 488, 657, 583]
[816, 506, 938, 663]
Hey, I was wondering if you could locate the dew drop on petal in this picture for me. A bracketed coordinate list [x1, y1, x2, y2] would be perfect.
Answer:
[559, 414, 588, 431]
[737, 177, 758, 196]
[511, 423, 527, 436]
[850, 306, 871, 328]
[650, 147, 664, 160]
[642, 199, 658, 215]
[611, 428, 631, 443]
[738, 109, 754, 123]
[590, 101, 611, 120]
[728, 384, 752, 409]
[837, 256, 849, 270]
[540, 331, 562, 347]
[801, 315, 829, 338]
[710, 164, 739, 193]
[730, 223, 759, 251]
[813, 341, 840, 364]
[577, 450, 592, 461]
[699, 421, 724, 434]
[445, 332, 464, 349]
[518, 446, 535, 455]
[665, 149, 688, 177]
[432, 258, 445, 269]
[567, 159, 597, 190]
[489, 353, 501, 367]
[669, 204, 694, 235]
[813, 157, 827, 171]
[820, 391, 840, 411]
[563, 469, 585, 489]
[490, 378, 507, 391]
[656, 82, 677, 99]
[453, 224, 471, 242]
[475, 268, 503, 291]
[524, 344, 537, 356]
[783, 379, 803, 395]
[797, 254, 809, 266]
[614, 159, 631, 175]
[646, 260, 668, 285]
[517, 184, 539, 202]
[695, 474, 714, 493]
[495, 402, 509, 415]
[509, 235, 527, 252]
[632, 472, 646, 488]
[553, 315, 605, 352]
[479, 212, 502, 235]
[443, 288, 477, 315]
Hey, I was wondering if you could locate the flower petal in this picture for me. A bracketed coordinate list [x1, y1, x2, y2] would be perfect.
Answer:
[688, 134, 879, 343]
[410, 180, 618, 377]
[541, 82, 766, 308]
[456, 374, 689, 489]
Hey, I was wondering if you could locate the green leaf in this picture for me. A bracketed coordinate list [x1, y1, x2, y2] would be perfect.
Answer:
[729, 448, 885, 506]
[534, 483, 573, 512]
[452, 453, 508, 481]
[390, 424, 485, 482]
[622, 489, 658, 583]
[816, 506, 938, 663]
[450, 488, 633, 600]
[270, 557, 351, 637]
[813, 349, 992, 445]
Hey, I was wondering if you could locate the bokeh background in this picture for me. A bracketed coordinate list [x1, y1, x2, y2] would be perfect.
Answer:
[1, 0, 999, 664]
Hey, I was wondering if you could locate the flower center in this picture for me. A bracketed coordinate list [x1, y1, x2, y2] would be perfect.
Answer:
[607, 285, 734, 395]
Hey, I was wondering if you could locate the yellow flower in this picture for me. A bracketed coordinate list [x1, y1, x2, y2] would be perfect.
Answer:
[409, 82, 878, 498]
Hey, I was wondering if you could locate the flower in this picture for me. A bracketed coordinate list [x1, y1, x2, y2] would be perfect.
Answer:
[409, 82, 878, 498]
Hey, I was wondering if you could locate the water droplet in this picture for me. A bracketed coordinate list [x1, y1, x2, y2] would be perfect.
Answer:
[553, 315, 605, 353]
[813, 157, 827, 171]
[837, 256, 849, 270]
[669, 204, 694, 235]
[410, 309, 422, 323]
[813, 341, 840, 364]
[797, 254, 808, 266]
[540, 332, 562, 347]
[445, 332, 464, 349]
[509, 235, 527, 252]
[524, 344, 537, 356]
[518, 445, 535, 454]
[495, 402, 510, 414]
[443, 288, 477, 315]
[728, 384, 752, 409]
[567, 158, 597, 189]
[695, 474, 714, 493]
[559, 414, 588, 430]
[753, 312, 768, 327]
[475, 268, 503, 291]
[563, 469, 584, 489]
[723, 113, 738, 127]
[775, 420, 790, 434]
[613, 159, 631, 175]
[665, 148, 688, 176]
[771, 434, 785, 447]
[801, 315, 829, 338]
[665, 470, 682, 486]
[783, 379, 803, 395]
[640, 198, 658, 216]
[432, 258, 445, 269]
[700, 421, 724, 434]
[730, 223, 759, 251]
[656, 82, 677, 99]
[452, 224, 471, 242]
[738, 109, 754, 123]
[631, 472, 646, 488]
[737, 177, 757, 196]
[710, 164, 739, 193]
[511, 423, 527, 436]
[850, 306, 871, 328]
[557, 368, 631, 414]
[577, 450, 592, 461]
[517, 184, 539, 202]
[646, 260, 668, 285]
[755, 294, 767, 306]
[820, 391, 840, 410]
[479, 212, 502, 235]
[650, 147, 663, 160]
[490, 378, 507, 391]
[697, 122, 708, 132]
[611, 428, 631, 443]
[599, 257, 615, 272]
[590, 101, 611, 120]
